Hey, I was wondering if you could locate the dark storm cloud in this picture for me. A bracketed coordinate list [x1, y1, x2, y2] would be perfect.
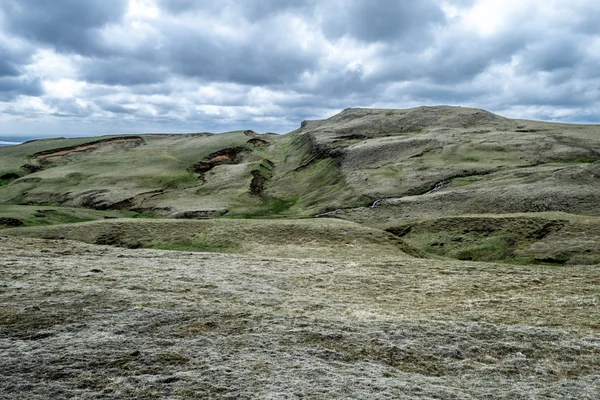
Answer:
[403, 82, 488, 104]
[160, 28, 319, 85]
[0, 0, 127, 55]
[33, 0, 323, 88]
[158, 0, 314, 19]
[1, 0, 600, 136]
[155, 0, 217, 13]
[518, 37, 583, 73]
[0, 77, 42, 101]
[320, 0, 446, 43]
[425, 34, 525, 84]
[298, 65, 369, 97]
[80, 58, 168, 86]
[0, 46, 28, 77]
[236, 0, 315, 21]
[46, 98, 94, 117]
[101, 103, 133, 115]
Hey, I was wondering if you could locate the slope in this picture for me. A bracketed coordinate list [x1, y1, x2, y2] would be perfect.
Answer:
[1, 217, 418, 260]
[1, 105, 600, 221]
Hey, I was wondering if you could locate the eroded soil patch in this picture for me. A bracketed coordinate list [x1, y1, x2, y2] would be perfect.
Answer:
[189, 147, 250, 178]
[246, 138, 270, 147]
[32, 136, 144, 160]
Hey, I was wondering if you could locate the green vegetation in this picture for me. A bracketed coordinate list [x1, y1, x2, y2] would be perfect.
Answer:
[0, 204, 139, 228]
[2, 217, 415, 259]
[233, 196, 299, 218]
[384, 213, 600, 265]
[452, 236, 513, 262]
[154, 172, 198, 189]
[2, 106, 600, 398]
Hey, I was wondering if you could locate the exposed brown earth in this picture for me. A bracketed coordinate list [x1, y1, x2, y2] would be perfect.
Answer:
[247, 138, 270, 147]
[189, 147, 250, 177]
[32, 136, 145, 160]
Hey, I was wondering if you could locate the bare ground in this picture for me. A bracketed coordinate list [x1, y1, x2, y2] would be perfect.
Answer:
[1, 236, 599, 399]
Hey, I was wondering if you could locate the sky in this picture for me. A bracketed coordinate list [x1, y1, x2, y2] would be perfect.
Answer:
[0, 0, 599, 139]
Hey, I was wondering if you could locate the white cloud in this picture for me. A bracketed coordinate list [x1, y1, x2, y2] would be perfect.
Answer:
[1, 0, 599, 137]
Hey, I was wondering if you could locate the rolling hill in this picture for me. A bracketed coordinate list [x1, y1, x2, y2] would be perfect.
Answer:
[2, 106, 600, 398]
[1, 105, 600, 264]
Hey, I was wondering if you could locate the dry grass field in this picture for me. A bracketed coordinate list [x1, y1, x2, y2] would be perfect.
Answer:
[1, 235, 599, 399]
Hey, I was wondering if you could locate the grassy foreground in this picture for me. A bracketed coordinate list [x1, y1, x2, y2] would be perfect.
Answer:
[0, 236, 598, 398]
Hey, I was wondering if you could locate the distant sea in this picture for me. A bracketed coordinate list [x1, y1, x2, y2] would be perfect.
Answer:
[0, 141, 23, 147]
[0, 135, 44, 146]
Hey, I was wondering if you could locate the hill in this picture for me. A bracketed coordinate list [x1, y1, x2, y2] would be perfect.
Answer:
[1, 106, 599, 220]
[2, 106, 600, 398]
[1, 105, 600, 264]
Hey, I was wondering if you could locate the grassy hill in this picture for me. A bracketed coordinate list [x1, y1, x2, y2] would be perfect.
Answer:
[1, 105, 600, 264]
[2, 106, 599, 218]
[2, 107, 600, 398]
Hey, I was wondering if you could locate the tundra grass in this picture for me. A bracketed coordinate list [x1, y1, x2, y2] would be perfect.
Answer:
[384, 213, 600, 265]
[0, 204, 140, 228]
[0, 236, 598, 398]
[1, 217, 415, 259]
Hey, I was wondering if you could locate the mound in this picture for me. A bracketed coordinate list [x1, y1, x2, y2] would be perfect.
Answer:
[32, 136, 145, 160]
[2, 218, 419, 259]
[384, 213, 600, 265]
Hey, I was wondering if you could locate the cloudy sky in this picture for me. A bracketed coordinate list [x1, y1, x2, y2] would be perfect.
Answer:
[0, 0, 599, 139]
